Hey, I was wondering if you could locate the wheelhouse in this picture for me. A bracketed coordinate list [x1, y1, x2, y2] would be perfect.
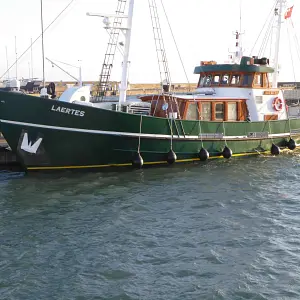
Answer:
[195, 56, 273, 89]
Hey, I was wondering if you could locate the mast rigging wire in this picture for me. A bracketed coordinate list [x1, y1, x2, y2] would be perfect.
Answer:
[250, 0, 278, 56]
[160, 0, 190, 88]
[0, 0, 75, 80]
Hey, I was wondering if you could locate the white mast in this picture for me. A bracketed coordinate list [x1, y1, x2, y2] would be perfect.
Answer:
[272, 0, 285, 88]
[40, 0, 46, 88]
[87, 0, 134, 105]
[118, 0, 134, 104]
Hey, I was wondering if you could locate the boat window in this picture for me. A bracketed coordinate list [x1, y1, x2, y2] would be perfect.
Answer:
[201, 102, 211, 120]
[228, 103, 237, 121]
[220, 74, 230, 85]
[254, 74, 263, 87]
[264, 73, 270, 87]
[242, 74, 254, 87]
[186, 102, 198, 120]
[231, 74, 240, 86]
[198, 75, 204, 87]
[203, 75, 212, 87]
[212, 75, 220, 85]
[215, 103, 224, 120]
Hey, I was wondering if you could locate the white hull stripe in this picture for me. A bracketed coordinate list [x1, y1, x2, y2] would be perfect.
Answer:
[0, 119, 293, 140]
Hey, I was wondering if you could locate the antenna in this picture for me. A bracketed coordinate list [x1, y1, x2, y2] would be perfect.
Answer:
[40, 0, 45, 88]
[15, 36, 18, 79]
[31, 38, 34, 80]
[5, 46, 9, 79]
[239, 0, 242, 34]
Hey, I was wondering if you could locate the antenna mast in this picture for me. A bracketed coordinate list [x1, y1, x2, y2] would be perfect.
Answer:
[15, 36, 18, 79]
[228, 0, 244, 64]
[272, 0, 285, 88]
[31, 38, 34, 80]
[5, 46, 9, 79]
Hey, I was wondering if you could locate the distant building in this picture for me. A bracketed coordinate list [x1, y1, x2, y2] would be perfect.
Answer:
[278, 82, 300, 104]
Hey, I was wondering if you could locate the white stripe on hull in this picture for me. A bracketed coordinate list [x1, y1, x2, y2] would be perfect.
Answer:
[0, 119, 293, 141]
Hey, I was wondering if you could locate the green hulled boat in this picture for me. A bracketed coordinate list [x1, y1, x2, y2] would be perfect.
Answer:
[0, 0, 298, 172]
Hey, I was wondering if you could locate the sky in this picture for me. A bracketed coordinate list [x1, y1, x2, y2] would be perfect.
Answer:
[0, 0, 299, 84]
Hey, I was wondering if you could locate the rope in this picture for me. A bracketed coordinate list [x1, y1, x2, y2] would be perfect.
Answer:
[286, 23, 296, 82]
[0, 0, 76, 80]
[250, 0, 278, 56]
[198, 118, 203, 148]
[288, 117, 292, 137]
[160, 0, 190, 89]
[258, 15, 274, 57]
[268, 121, 273, 143]
[222, 121, 227, 146]
[138, 115, 142, 153]
[290, 19, 300, 67]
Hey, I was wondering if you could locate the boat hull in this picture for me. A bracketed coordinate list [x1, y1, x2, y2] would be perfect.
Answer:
[0, 91, 299, 171]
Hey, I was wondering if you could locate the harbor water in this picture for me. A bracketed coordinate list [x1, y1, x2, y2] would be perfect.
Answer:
[1, 153, 300, 299]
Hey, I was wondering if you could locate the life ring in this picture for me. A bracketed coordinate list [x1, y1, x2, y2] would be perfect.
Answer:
[272, 97, 283, 111]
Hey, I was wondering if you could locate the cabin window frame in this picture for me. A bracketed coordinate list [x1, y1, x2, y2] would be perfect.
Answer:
[199, 102, 212, 121]
[182, 100, 247, 121]
[220, 73, 230, 86]
[211, 74, 221, 86]
[185, 102, 199, 120]
[241, 73, 254, 87]
[263, 73, 270, 88]
[203, 74, 213, 87]
[253, 73, 263, 88]
[230, 73, 241, 86]
[214, 102, 225, 121]
[227, 102, 238, 121]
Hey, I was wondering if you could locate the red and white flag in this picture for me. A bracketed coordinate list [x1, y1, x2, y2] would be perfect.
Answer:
[284, 5, 294, 19]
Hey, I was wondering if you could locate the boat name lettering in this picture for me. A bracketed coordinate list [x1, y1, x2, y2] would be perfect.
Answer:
[247, 132, 269, 138]
[51, 105, 85, 117]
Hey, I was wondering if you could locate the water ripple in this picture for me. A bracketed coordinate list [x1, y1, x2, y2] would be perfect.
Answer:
[1, 156, 300, 298]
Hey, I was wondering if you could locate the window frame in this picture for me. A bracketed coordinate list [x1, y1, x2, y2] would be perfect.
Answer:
[214, 102, 225, 121]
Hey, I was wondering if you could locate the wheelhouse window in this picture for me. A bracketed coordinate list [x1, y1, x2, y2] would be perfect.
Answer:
[201, 102, 211, 121]
[220, 74, 230, 85]
[231, 74, 240, 86]
[227, 103, 237, 121]
[199, 75, 213, 87]
[242, 74, 254, 87]
[203, 75, 212, 87]
[215, 103, 224, 120]
[254, 74, 263, 87]
[186, 102, 198, 120]
[212, 75, 220, 85]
